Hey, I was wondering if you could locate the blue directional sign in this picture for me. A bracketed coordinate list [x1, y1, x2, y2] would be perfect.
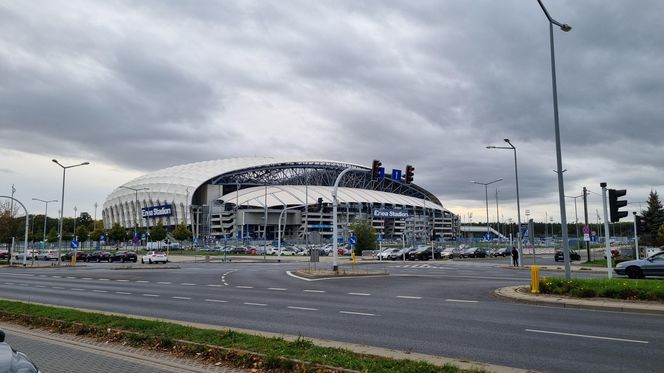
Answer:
[99, 235, 105, 241]
[391, 169, 402, 181]
[70, 240, 79, 249]
[378, 167, 385, 179]
[484, 232, 493, 241]
[349, 236, 357, 245]
[141, 233, 147, 240]
[377, 233, 384, 242]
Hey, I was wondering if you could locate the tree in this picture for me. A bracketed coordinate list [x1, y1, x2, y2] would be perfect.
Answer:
[76, 225, 89, 243]
[47, 227, 58, 243]
[640, 190, 664, 246]
[172, 223, 192, 245]
[150, 220, 167, 242]
[89, 228, 105, 242]
[108, 223, 126, 246]
[349, 219, 376, 254]
[78, 212, 93, 230]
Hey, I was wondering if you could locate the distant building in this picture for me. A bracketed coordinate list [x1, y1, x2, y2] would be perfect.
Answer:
[102, 158, 460, 243]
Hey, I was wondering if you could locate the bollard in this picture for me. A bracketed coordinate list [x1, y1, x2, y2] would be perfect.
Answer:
[530, 265, 540, 294]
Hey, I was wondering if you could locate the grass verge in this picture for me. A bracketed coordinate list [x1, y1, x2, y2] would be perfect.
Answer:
[0, 299, 492, 373]
[540, 277, 664, 301]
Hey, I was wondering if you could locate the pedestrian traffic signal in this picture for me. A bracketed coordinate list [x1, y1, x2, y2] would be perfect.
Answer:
[608, 189, 628, 222]
[405, 165, 415, 184]
[371, 160, 382, 180]
[635, 215, 647, 235]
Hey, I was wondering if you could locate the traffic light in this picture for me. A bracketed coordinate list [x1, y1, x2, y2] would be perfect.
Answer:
[405, 165, 415, 184]
[371, 160, 382, 180]
[317, 197, 323, 210]
[608, 189, 628, 222]
[636, 215, 647, 235]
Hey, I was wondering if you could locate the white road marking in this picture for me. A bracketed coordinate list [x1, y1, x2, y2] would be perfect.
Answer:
[445, 299, 479, 303]
[172, 296, 191, 300]
[66, 276, 76, 279]
[142, 294, 159, 297]
[98, 278, 110, 281]
[525, 329, 648, 344]
[157, 282, 172, 284]
[116, 279, 129, 282]
[348, 292, 371, 296]
[207, 284, 222, 287]
[339, 311, 376, 316]
[268, 287, 287, 291]
[136, 280, 150, 283]
[70, 288, 84, 291]
[288, 306, 318, 311]
[51, 286, 65, 290]
[81, 277, 92, 280]
[244, 302, 267, 307]
[92, 290, 108, 293]
[51, 276, 61, 278]
[303, 289, 325, 293]
[235, 286, 253, 289]
[204, 299, 228, 303]
[116, 292, 132, 295]
[36, 285, 46, 288]
[396, 296, 422, 299]
[180, 283, 196, 286]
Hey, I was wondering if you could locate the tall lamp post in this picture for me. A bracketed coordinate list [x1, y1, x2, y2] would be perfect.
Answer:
[537, 0, 572, 280]
[120, 186, 149, 247]
[565, 195, 583, 252]
[32, 198, 58, 245]
[487, 138, 524, 265]
[52, 159, 90, 266]
[471, 178, 503, 243]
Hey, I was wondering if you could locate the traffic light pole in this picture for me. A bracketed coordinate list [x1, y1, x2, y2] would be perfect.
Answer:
[583, 187, 590, 261]
[600, 182, 613, 279]
[633, 212, 640, 260]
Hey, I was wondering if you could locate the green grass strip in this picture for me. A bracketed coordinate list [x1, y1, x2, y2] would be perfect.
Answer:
[540, 277, 664, 301]
[0, 299, 491, 373]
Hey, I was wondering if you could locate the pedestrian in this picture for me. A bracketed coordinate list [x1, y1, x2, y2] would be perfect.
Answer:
[511, 246, 519, 267]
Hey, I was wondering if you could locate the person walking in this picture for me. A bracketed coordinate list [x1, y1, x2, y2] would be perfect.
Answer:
[511, 246, 519, 267]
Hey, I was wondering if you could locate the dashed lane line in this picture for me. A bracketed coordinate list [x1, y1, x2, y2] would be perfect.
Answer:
[98, 278, 110, 281]
[235, 286, 253, 289]
[244, 302, 267, 307]
[172, 296, 192, 300]
[445, 299, 479, 303]
[268, 287, 287, 291]
[116, 292, 132, 295]
[396, 296, 422, 299]
[207, 284, 222, 287]
[92, 290, 108, 293]
[339, 311, 376, 316]
[142, 294, 159, 297]
[204, 299, 228, 303]
[70, 288, 85, 291]
[157, 282, 172, 284]
[51, 286, 65, 290]
[116, 279, 129, 282]
[180, 283, 196, 286]
[136, 280, 150, 283]
[303, 289, 325, 293]
[348, 292, 371, 296]
[287, 306, 318, 311]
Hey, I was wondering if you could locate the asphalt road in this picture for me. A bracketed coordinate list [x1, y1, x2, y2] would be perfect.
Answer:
[0, 258, 660, 373]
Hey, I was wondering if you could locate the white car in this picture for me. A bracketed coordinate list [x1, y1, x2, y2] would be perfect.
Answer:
[141, 251, 168, 264]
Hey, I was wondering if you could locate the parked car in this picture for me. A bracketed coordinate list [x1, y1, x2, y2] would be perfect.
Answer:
[86, 251, 111, 262]
[37, 250, 59, 261]
[378, 248, 399, 260]
[461, 247, 486, 258]
[492, 248, 511, 257]
[440, 247, 455, 260]
[389, 248, 410, 260]
[614, 251, 664, 279]
[110, 251, 137, 263]
[278, 247, 297, 256]
[141, 251, 168, 264]
[60, 251, 88, 262]
[0, 250, 8, 260]
[0, 330, 41, 373]
[554, 250, 581, 262]
[14, 250, 38, 261]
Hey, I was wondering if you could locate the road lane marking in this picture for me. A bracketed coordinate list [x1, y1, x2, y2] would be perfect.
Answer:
[136, 280, 150, 283]
[445, 299, 479, 303]
[157, 282, 172, 284]
[397, 296, 422, 299]
[51, 276, 61, 278]
[207, 284, 222, 287]
[92, 290, 108, 293]
[52, 286, 65, 290]
[339, 311, 376, 316]
[116, 292, 132, 295]
[180, 283, 196, 286]
[116, 279, 129, 282]
[525, 329, 648, 344]
[244, 302, 267, 307]
[142, 294, 159, 297]
[98, 278, 110, 281]
[172, 296, 191, 300]
[66, 277, 76, 279]
[268, 287, 287, 291]
[70, 288, 85, 291]
[36, 285, 46, 288]
[235, 286, 253, 289]
[303, 289, 325, 293]
[288, 306, 318, 311]
[81, 277, 92, 280]
[348, 292, 371, 296]
[204, 299, 228, 303]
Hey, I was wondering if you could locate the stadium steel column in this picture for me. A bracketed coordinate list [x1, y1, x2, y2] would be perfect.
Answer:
[52, 159, 89, 266]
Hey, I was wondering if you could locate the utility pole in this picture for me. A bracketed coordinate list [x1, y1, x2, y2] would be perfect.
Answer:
[583, 187, 590, 261]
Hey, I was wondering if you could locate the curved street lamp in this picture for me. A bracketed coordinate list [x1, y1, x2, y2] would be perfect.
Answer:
[537, 0, 572, 279]
[471, 178, 503, 242]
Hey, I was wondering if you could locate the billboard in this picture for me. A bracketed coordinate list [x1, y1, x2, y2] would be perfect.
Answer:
[142, 204, 173, 218]
[372, 209, 409, 219]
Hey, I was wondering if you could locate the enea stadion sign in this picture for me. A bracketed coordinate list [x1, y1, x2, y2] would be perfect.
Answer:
[373, 209, 410, 219]
[142, 204, 173, 218]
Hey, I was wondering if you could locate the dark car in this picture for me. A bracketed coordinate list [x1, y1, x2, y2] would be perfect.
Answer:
[406, 247, 429, 261]
[492, 248, 511, 257]
[86, 251, 111, 262]
[110, 251, 137, 263]
[60, 251, 88, 262]
[0, 330, 41, 373]
[0, 251, 8, 260]
[615, 251, 664, 279]
[554, 250, 581, 262]
[461, 247, 486, 258]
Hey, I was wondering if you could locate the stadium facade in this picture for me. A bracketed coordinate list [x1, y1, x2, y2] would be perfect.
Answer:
[102, 158, 460, 244]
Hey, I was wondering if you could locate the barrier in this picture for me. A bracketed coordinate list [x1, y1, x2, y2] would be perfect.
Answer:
[530, 265, 540, 294]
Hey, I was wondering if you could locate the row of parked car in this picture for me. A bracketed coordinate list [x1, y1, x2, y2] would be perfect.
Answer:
[376, 246, 515, 261]
[8, 249, 168, 264]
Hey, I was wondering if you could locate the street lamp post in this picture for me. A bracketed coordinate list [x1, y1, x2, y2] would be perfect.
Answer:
[471, 179, 503, 243]
[566, 195, 583, 252]
[32, 198, 58, 245]
[52, 159, 90, 266]
[487, 138, 524, 265]
[119, 186, 149, 248]
[537, 0, 573, 280]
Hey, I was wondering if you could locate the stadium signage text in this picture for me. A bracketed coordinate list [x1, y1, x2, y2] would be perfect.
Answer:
[142, 204, 173, 218]
[373, 209, 409, 219]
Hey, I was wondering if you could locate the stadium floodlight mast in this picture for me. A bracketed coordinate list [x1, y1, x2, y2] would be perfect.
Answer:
[487, 139, 523, 265]
[32, 198, 58, 245]
[537, 0, 573, 280]
[471, 179, 503, 243]
[52, 159, 90, 266]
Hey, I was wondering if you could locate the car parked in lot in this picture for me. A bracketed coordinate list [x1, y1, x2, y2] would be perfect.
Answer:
[461, 247, 487, 258]
[110, 251, 138, 263]
[0, 330, 41, 373]
[86, 251, 111, 262]
[60, 251, 88, 262]
[615, 251, 664, 279]
[14, 250, 38, 261]
[554, 250, 581, 262]
[142, 251, 168, 264]
[492, 248, 511, 257]
[0, 250, 8, 260]
[36, 250, 59, 261]
[277, 247, 297, 256]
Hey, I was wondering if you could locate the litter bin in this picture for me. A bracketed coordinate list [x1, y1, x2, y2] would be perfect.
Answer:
[530, 265, 540, 294]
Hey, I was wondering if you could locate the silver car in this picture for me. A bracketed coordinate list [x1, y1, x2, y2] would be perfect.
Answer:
[614, 251, 664, 279]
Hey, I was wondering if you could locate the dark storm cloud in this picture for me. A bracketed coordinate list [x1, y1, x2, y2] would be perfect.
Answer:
[1, 0, 663, 218]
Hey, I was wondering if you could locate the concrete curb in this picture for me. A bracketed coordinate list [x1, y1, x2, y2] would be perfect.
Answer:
[495, 285, 664, 315]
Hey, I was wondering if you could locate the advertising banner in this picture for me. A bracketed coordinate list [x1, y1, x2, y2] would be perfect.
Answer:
[142, 204, 173, 218]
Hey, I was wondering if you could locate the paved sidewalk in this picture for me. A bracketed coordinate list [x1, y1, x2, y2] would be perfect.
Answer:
[495, 285, 664, 315]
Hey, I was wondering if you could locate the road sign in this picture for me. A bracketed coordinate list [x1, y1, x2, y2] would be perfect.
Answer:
[484, 232, 493, 241]
[349, 236, 357, 245]
[582, 225, 590, 234]
[70, 240, 79, 249]
[584, 233, 590, 242]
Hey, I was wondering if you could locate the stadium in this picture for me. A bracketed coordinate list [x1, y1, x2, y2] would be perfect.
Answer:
[102, 158, 460, 245]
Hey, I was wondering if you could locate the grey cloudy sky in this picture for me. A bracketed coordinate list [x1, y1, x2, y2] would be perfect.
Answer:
[1, 0, 662, 226]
